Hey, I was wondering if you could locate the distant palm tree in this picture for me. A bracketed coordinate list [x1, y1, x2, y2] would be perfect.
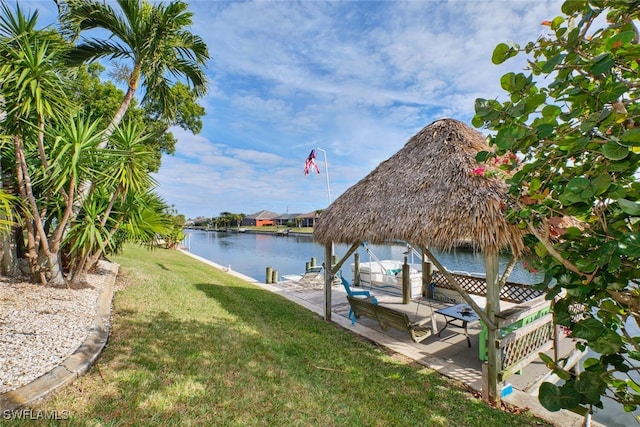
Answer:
[60, 0, 209, 147]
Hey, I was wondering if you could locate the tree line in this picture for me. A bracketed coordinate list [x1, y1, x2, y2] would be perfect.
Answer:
[0, 0, 209, 286]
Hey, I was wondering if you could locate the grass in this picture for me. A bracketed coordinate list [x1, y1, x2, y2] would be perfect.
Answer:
[3, 245, 553, 426]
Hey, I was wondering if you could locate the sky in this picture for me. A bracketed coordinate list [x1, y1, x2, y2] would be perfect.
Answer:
[25, 0, 563, 219]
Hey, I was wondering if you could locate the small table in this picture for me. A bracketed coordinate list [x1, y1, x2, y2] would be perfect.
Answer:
[435, 303, 480, 347]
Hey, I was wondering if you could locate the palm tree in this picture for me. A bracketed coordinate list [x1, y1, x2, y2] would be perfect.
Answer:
[59, 0, 209, 147]
[76, 121, 156, 275]
[0, 2, 75, 284]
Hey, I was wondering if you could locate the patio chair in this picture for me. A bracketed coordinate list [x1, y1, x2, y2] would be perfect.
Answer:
[297, 266, 324, 286]
[339, 272, 377, 324]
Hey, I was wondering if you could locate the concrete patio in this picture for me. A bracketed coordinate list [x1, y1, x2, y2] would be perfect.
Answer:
[272, 278, 595, 427]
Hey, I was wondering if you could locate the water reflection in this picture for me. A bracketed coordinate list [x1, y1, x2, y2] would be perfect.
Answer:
[185, 229, 539, 283]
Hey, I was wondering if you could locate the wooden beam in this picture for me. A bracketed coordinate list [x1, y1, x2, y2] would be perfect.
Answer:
[324, 243, 332, 321]
[485, 251, 500, 405]
[422, 247, 495, 328]
[329, 242, 360, 275]
[324, 242, 360, 321]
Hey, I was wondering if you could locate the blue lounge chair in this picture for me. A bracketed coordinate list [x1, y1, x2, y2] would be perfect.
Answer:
[339, 272, 377, 324]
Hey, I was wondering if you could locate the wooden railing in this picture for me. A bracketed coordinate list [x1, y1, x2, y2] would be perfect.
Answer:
[493, 298, 555, 380]
[429, 271, 557, 385]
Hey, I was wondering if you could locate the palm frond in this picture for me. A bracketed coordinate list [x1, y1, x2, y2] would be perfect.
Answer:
[65, 39, 133, 66]
[0, 2, 38, 39]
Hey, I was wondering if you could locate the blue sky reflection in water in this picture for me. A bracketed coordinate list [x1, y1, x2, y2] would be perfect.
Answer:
[183, 230, 540, 284]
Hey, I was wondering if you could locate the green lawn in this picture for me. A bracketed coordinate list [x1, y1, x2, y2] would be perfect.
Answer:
[6, 245, 553, 426]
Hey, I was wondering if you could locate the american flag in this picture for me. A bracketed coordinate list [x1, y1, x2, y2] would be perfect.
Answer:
[304, 149, 320, 176]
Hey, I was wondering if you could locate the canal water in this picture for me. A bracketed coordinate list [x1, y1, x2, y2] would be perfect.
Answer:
[183, 229, 540, 283]
[183, 229, 636, 426]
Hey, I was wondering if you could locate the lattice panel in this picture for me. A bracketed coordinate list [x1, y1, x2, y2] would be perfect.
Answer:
[431, 271, 543, 304]
[500, 323, 553, 370]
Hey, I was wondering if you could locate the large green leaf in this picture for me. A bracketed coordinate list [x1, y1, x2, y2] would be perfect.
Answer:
[565, 177, 595, 200]
[601, 141, 629, 160]
[590, 329, 623, 355]
[591, 173, 611, 195]
[492, 42, 518, 65]
[621, 129, 640, 146]
[554, 299, 574, 326]
[475, 151, 491, 163]
[539, 382, 563, 411]
[577, 371, 607, 405]
[572, 318, 604, 341]
[536, 123, 555, 139]
[617, 198, 640, 216]
[619, 233, 640, 257]
[590, 53, 614, 75]
[606, 31, 636, 50]
[575, 257, 596, 273]
[542, 53, 565, 73]
[561, 0, 586, 14]
[540, 380, 584, 410]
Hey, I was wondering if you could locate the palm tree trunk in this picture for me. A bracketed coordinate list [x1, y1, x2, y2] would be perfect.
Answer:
[14, 136, 43, 283]
[15, 136, 65, 286]
[75, 82, 137, 215]
[100, 83, 136, 149]
[100, 188, 120, 228]
[49, 176, 75, 255]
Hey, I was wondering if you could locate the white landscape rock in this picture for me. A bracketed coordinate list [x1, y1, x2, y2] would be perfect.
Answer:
[0, 270, 107, 394]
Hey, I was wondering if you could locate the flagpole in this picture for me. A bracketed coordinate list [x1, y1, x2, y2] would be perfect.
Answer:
[315, 147, 334, 322]
[315, 147, 331, 204]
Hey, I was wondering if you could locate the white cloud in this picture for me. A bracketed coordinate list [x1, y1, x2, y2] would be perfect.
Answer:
[21, 0, 565, 218]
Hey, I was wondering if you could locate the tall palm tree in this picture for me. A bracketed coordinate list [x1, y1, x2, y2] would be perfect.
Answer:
[60, 0, 209, 148]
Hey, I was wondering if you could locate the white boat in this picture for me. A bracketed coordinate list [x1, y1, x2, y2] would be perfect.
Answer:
[351, 260, 425, 298]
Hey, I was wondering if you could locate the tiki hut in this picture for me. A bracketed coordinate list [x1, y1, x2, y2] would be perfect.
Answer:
[314, 118, 523, 255]
[313, 118, 525, 403]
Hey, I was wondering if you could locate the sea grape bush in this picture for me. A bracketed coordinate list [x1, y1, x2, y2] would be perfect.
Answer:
[473, 0, 640, 418]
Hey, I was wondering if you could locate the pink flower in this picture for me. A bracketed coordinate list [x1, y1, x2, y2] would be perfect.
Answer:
[522, 261, 538, 274]
[471, 167, 485, 176]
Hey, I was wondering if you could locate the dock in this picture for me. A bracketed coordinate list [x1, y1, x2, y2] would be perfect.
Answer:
[179, 249, 596, 427]
[264, 277, 595, 427]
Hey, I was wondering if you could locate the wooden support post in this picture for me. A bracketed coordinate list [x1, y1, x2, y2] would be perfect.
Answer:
[354, 252, 360, 286]
[310, 257, 316, 267]
[482, 362, 489, 402]
[418, 245, 431, 297]
[265, 267, 272, 284]
[552, 298, 560, 363]
[271, 269, 278, 283]
[324, 244, 332, 321]
[485, 251, 501, 405]
[323, 242, 360, 322]
[402, 256, 410, 304]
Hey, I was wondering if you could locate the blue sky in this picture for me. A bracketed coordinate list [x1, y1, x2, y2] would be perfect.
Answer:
[26, 0, 562, 219]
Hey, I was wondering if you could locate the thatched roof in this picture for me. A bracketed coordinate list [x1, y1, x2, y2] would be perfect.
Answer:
[313, 118, 524, 255]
